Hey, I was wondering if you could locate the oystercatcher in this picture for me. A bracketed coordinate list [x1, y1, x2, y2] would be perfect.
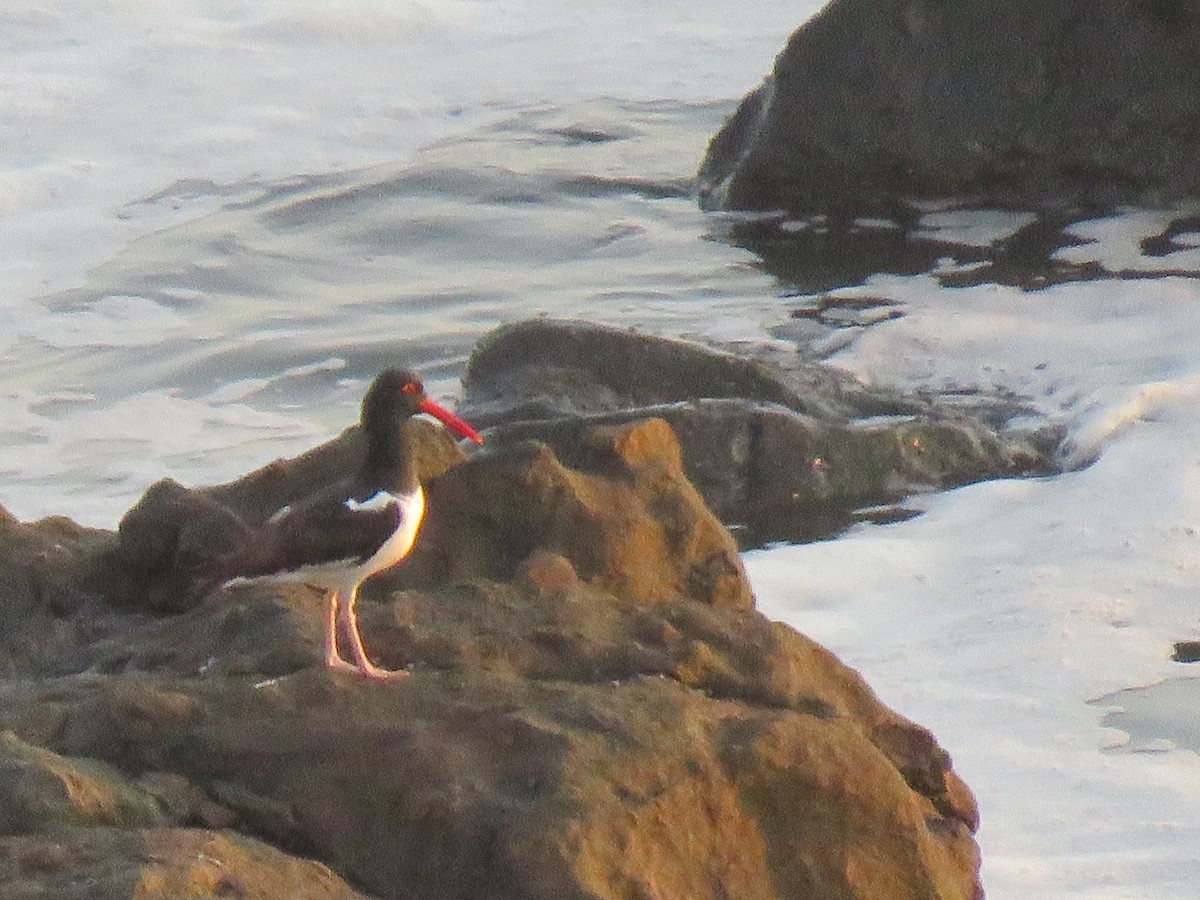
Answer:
[222, 368, 482, 680]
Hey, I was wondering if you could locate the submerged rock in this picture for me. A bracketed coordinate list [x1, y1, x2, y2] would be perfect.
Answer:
[0, 415, 983, 899]
[699, 0, 1200, 214]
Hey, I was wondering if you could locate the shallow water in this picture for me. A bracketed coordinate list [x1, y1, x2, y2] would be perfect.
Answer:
[1098, 677, 1200, 754]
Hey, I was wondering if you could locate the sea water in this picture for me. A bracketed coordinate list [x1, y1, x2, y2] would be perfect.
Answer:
[3, 3, 1199, 897]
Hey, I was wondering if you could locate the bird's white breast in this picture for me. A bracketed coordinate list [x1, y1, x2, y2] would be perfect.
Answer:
[360, 486, 426, 574]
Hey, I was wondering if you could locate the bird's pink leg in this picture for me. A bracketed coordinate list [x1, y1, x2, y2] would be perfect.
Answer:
[324, 590, 360, 674]
[337, 584, 410, 681]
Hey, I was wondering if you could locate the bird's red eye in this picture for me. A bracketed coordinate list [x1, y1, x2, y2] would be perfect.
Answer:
[401, 381, 421, 396]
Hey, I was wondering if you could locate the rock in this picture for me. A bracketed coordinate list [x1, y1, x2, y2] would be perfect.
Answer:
[1, 634, 980, 899]
[0, 506, 119, 676]
[699, 0, 1200, 214]
[0, 731, 166, 834]
[0, 416, 983, 899]
[111, 478, 253, 614]
[403, 419, 755, 610]
[0, 506, 114, 615]
[86, 583, 328, 678]
[462, 318, 888, 424]
[1172, 640, 1200, 664]
[461, 319, 1060, 544]
[0, 827, 368, 899]
[101, 414, 750, 616]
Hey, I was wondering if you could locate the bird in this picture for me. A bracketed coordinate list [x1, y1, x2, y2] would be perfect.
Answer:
[219, 368, 483, 680]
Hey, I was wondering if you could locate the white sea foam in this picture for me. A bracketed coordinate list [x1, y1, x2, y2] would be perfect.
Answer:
[1057, 208, 1200, 273]
[747, 412, 1200, 897]
[824, 274, 1200, 428]
[769, 259, 1200, 897]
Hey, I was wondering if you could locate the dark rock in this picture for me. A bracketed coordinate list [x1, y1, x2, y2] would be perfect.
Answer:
[462, 319, 1060, 544]
[489, 399, 1055, 545]
[0, 506, 114, 613]
[112, 479, 253, 614]
[699, 0, 1200, 214]
[1171, 640, 1200, 663]
[462, 317, 887, 423]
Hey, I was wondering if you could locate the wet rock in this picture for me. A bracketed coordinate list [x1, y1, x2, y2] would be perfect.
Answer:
[699, 0, 1200, 214]
[462, 317, 890, 423]
[462, 319, 1059, 544]
[1171, 640, 1200, 663]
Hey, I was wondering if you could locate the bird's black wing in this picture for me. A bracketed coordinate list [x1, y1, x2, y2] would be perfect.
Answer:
[231, 489, 404, 578]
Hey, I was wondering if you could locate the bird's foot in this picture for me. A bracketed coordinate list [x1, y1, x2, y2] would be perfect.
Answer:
[325, 654, 362, 675]
[325, 652, 411, 681]
[354, 662, 413, 682]
[326, 591, 411, 681]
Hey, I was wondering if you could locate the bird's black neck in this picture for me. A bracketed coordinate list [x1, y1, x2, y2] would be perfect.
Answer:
[361, 417, 420, 496]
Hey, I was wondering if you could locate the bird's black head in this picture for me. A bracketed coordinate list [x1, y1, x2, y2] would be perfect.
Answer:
[361, 368, 425, 432]
[360, 368, 483, 444]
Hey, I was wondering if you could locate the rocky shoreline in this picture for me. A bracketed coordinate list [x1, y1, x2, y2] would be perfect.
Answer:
[0, 322, 998, 898]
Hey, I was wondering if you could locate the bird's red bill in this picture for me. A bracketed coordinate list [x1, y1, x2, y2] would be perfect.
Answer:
[418, 397, 484, 444]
